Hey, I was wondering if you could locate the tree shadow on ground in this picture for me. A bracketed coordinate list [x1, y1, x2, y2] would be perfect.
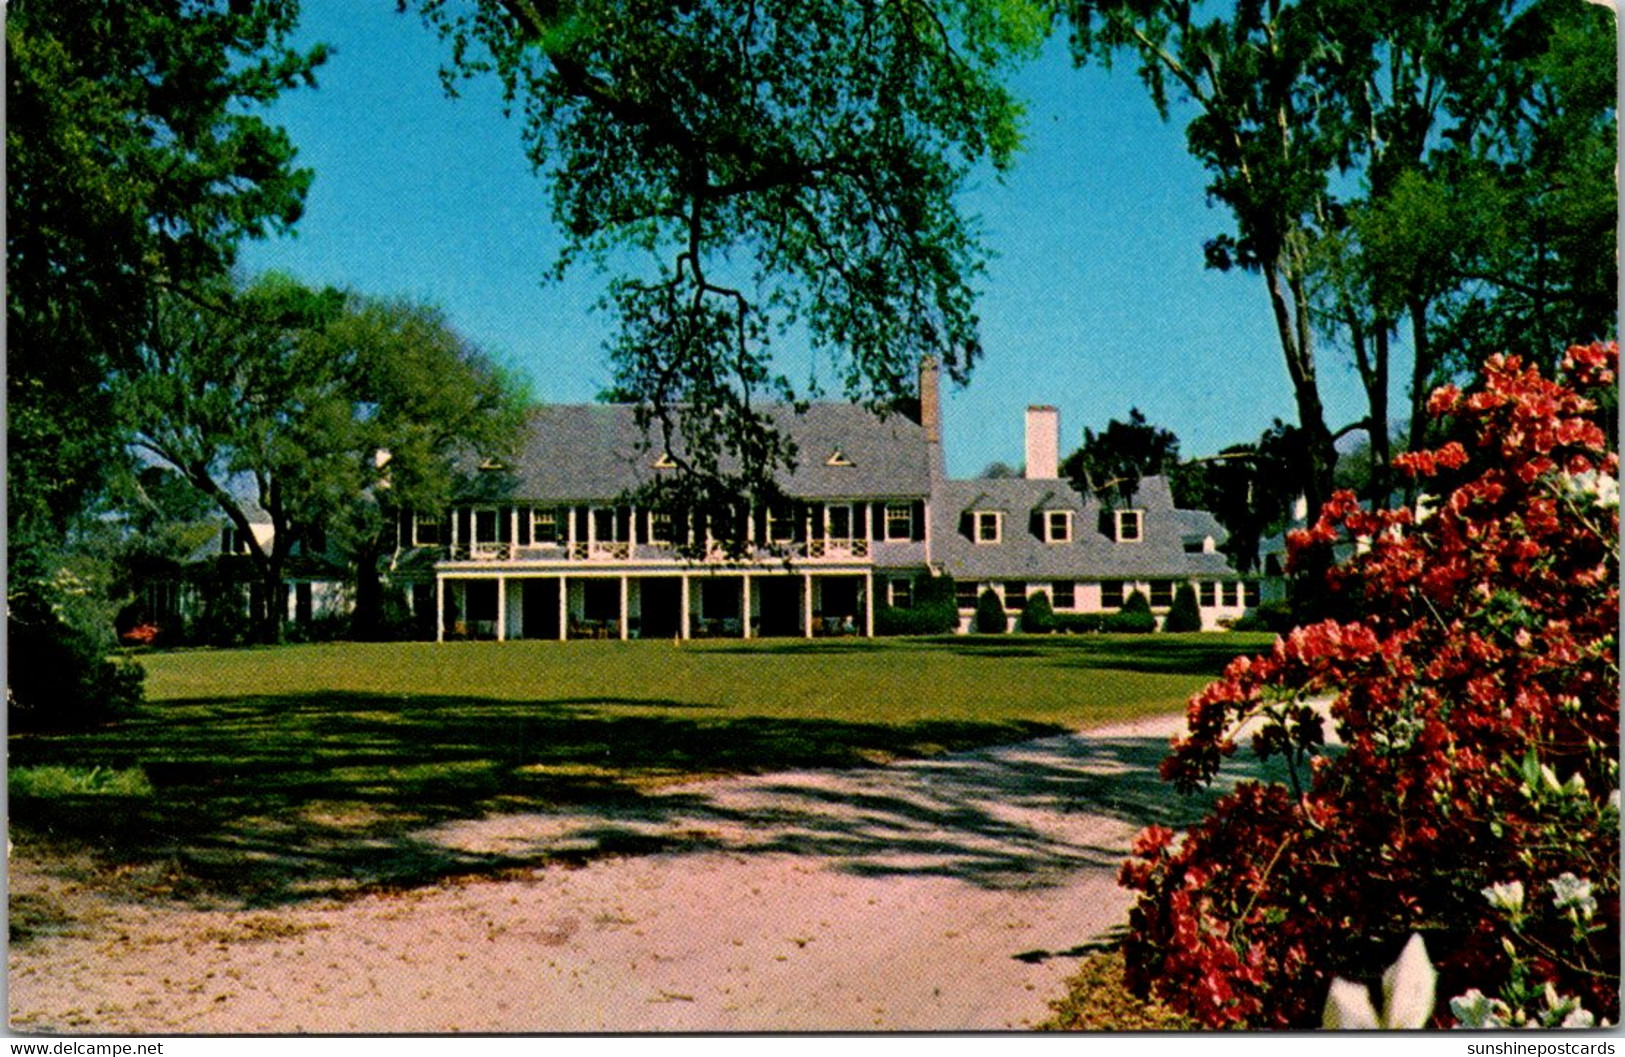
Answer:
[915, 635, 1272, 677]
[8, 690, 1068, 909]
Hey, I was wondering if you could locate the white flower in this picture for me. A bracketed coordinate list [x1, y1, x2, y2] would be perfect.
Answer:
[1324, 934, 1436, 1030]
[1451, 989, 1510, 1030]
[1325, 978, 1382, 1029]
[1549, 873, 1597, 919]
[1482, 880, 1526, 916]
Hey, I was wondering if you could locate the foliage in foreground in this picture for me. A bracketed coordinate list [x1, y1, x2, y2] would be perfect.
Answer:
[1120, 344, 1619, 1028]
[1040, 949, 1194, 1031]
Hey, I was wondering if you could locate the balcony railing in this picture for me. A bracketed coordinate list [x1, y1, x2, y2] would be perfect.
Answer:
[805, 537, 869, 559]
[446, 536, 873, 563]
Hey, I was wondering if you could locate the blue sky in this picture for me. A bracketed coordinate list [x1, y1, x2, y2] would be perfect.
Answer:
[239, 3, 1398, 477]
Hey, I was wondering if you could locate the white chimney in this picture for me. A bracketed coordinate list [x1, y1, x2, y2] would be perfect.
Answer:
[1025, 405, 1059, 480]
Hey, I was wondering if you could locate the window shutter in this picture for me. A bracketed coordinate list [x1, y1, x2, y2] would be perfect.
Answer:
[517, 509, 532, 546]
[573, 507, 588, 541]
[618, 506, 632, 541]
[911, 500, 926, 541]
[399, 509, 412, 548]
[871, 503, 885, 539]
[809, 503, 825, 540]
[458, 507, 472, 545]
[635, 509, 649, 545]
[499, 507, 513, 543]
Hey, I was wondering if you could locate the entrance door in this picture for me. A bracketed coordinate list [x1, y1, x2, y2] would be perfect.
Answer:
[521, 578, 561, 640]
[756, 578, 802, 637]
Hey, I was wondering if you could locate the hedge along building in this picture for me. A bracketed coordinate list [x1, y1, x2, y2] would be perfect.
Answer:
[402, 361, 1254, 640]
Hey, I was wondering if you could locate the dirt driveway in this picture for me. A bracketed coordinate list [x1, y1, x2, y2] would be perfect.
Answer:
[10, 710, 1271, 1033]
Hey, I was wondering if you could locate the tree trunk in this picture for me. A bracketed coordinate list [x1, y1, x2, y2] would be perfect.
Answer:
[1263, 254, 1338, 518]
[351, 536, 387, 641]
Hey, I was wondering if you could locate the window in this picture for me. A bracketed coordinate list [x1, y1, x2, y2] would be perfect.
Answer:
[975, 511, 1001, 543]
[650, 510, 675, 544]
[1003, 581, 1026, 610]
[889, 578, 913, 608]
[1052, 581, 1076, 610]
[1199, 581, 1217, 607]
[413, 512, 442, 546]
[1102, 581, 1126, 608]
[1150, 580, 1175, 608]
[1183, 538, 1205, 554]
[652, 451, 677, 469]
[825, 448, 853, 467]
[474, 508, 500, 544]
[532, 508, 560, 544]
[1222, 581, 1240, 606]
[767, 503, 797, 543]
[956, 581, 980, 610]
[885, 502, 913, 541]
[1245, 582, 1261, 607]
[1045, 510, 1072, 543]
[1115, 509, 1143, 542]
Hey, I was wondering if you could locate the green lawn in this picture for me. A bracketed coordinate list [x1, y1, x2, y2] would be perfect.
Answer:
[10, 634, 1271, 906]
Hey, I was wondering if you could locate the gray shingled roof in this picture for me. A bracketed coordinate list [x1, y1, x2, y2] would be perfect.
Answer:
[931, 474, 1238, 581]
[471, 403, 932, 503]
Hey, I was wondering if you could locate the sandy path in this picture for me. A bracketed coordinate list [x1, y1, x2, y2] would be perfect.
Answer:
[10, 710, 1258, 1034]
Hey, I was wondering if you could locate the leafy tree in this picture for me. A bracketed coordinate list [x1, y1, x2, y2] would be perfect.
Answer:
[1163, 582, 1202, 633]
[1177, 421, 1312, 574]
[975, 588, 1009, 633]
[1062, 407, 1180, 508]
[410, 0, 1046, 531]
[1069, 0, 1616, 517]
[115, 275, 524, 643]
[7, 0, 324, 722]
[7, 0, 325, 575]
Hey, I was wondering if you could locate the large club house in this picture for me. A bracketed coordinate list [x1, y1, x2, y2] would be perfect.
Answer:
[400, 361, 1258, 641]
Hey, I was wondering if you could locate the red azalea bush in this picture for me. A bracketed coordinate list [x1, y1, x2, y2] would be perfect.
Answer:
[1119, 344, 1620, 1028]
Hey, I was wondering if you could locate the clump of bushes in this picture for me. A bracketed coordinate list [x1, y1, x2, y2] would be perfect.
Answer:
[1229, 599, 1295, 634]
[875, 574, 960, 635]
[1020, 590, 1055, 632]
[8, 577, 144, 732]
[974, 587, 1008, 633]
[1120, 344, 1620, 1028]
[1162, 583, 1202, 632]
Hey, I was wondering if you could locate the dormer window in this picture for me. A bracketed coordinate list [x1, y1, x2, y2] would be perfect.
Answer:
[1115, 509, 1143, 542]
[652, 451, 678, 470]
[974, 510, 1002, 543]
[532, 508, 560, 544]
[478, 456, 507, 472]
[413, 512, 443, 546]
[1044, 510, 1072, 543]
[825, 449, 853, 467]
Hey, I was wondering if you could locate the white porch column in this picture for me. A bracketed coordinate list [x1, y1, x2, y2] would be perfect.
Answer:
[566, 506, 576, 548]
[803, 573, 814, 638]
[864, 572, 874, 637]
[742, 574, 752, 639]
[435, 575, 445, 642]
[495, 575, 507, 642]
[509, 507, 519, 557]
[558, 576, 568, 641]
[680, 575, 691, 639]
[620, 576, 629, 640]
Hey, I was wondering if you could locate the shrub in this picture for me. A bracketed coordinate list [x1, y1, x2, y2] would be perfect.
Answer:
[1162, 583, 1202, 632]
[1119, 344, 1620, 1028]
[1100, 609, 1156, 634]
[1229, 599, 1295, 634]
[974, 588, 1008, 633]
[7, 579, 144, 731]
[1020, 590, 1056, 632]
[1052, 612, 1104, 633]
[1121, 588, 1151, 614]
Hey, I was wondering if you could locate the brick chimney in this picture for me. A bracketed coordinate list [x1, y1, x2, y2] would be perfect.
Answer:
[1025, 405, 1059, 480]
[919, 357, 945, 482]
